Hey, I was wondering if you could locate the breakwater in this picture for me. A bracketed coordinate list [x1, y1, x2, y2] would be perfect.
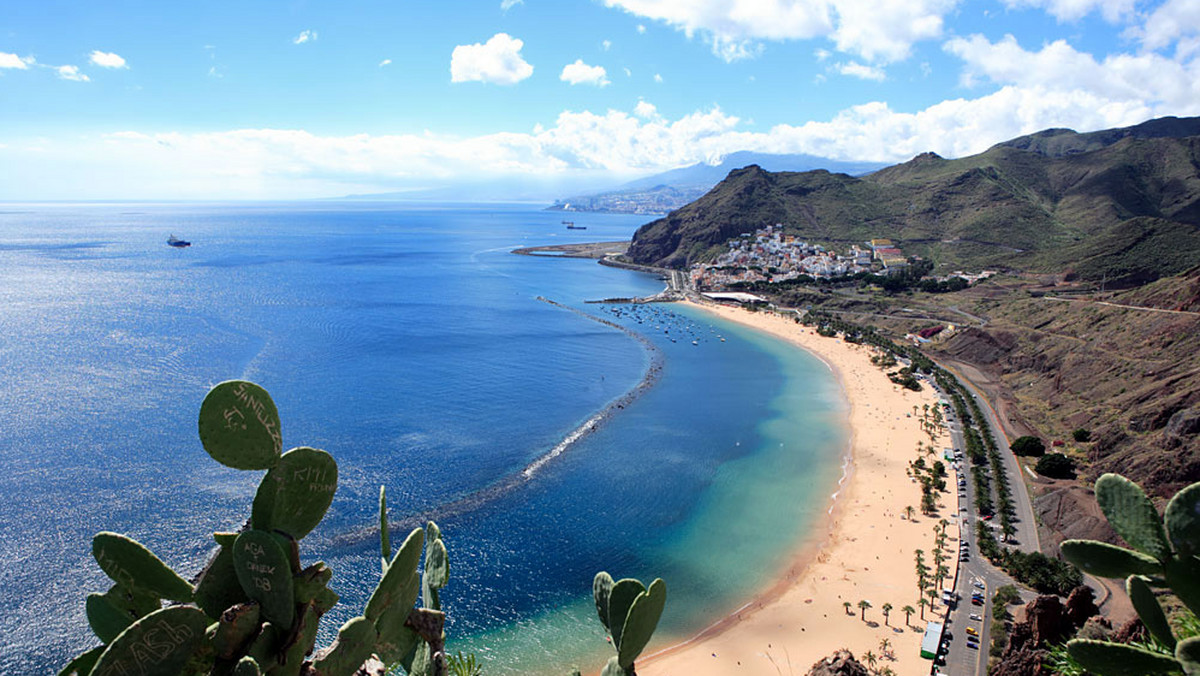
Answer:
[331, 296, 664, 547]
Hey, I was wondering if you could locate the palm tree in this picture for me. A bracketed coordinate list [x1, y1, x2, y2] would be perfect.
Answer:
[904, 505, 915, 521]
[881, 602, 893, 626]
[864, 650, 878, 669]
[843, 600, 853, 615]
[858, 599, 871, 621]
[879, 637, 892, 658]
[901, 604, 915, 627]
[918, 596, 927, 620]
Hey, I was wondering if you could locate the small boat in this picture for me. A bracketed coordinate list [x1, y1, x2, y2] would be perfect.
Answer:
[563, 220, 587, 230]
[167, 235, 191, 248]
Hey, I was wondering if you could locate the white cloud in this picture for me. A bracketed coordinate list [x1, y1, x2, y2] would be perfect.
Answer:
[603, 39, 613, 51]
[293, 30, 318, 45]
[89, 51, 127, 68]
[1000, 0, 1136, 23]
[1132, 0, 1200, 53]
[634, 100, 659, 118]
[624, 67, 633, 76]
[637, 24, 647, 34]
[602, 0, 955, 63]
[450, 33, 534, 85]
[379, 59, 392, 67]
[501, 0, 524, 9]
[1, 85, 1173, 200]
[57, 65, 90, 82]
[835, 61, 885, 81]
[653, 73, 663, 82]
[944, 34, 1200, 112]
[560, 59, 611, 86]
[1, 52, 34, 69]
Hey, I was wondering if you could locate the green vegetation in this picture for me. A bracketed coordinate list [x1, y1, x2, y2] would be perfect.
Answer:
[1057, 474, 1200, 675]
[1037, 453, 1075, 479]
[1011, 435, 1047, 457]
[626, 118, 1200, 279]
[60, 381, 667, 676]
[1072, 429, 1092, 443]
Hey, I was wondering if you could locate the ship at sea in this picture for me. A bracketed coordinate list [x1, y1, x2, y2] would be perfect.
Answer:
[167, 235, 191, 248]
[563, 220, 587, 230]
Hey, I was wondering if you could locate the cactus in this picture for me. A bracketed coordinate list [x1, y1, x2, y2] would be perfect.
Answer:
[251, 446, 338, 540]
[232, 529, 296, 628]
[590, 573, 668, 675]
[92, 531, 193, 602]
[1060, 474, 1200, 676]
[89, 606, 213, 676]
[63, 379, 656, 676]
[197, 380, 282, 470]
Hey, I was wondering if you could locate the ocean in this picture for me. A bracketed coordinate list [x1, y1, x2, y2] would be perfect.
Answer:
[0, 202, 846, 674]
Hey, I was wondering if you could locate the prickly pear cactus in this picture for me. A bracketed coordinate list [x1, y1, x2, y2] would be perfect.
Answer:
[61, 380, 457, 676]
[92, 532, 193, 603]
[590, 573, 668, 676]
[1061, 475, 1200, 676]
[251, 445, 337, 540]
[197, 380, 282, 470]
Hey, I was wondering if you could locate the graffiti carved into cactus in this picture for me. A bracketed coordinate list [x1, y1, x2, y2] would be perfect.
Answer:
[60, 380, 453, 676]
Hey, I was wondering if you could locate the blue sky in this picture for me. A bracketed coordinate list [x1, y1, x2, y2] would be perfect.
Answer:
[1, 0, 1198, 200]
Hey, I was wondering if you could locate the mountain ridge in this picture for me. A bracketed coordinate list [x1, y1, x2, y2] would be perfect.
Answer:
[625, 116, 1200, 286]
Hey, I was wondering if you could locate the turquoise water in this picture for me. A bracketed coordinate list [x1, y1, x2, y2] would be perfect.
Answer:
[0, 203, 845, 674]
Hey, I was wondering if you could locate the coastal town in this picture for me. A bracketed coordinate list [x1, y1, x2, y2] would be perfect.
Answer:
[688, 224, 995, 292]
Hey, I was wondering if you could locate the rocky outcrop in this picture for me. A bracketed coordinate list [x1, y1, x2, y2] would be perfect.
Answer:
[995, 589, 1103, 676]
[1064, 586, 1100, 629]
[805, 649, 870, 676]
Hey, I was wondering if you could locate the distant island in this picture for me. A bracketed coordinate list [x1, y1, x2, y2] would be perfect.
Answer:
[548, 151, 887, 215]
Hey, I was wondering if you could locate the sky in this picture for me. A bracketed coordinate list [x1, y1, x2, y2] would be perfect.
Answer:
[1, 0, 1199, 200]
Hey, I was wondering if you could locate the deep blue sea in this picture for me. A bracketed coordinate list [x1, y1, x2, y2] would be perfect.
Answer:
[0, 202, 845, 675]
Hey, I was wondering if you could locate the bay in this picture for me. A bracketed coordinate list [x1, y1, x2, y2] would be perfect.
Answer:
[0, 202, 844, 674]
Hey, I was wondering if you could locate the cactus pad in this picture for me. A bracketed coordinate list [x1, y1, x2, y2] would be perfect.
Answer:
[1060, 539, 1161, 578]
[232, 530, 295, 628]
[365, 527, 424, 622]
[1067, 638, 1182, 675]
[422, 537, 449, 610]
[232, 656, 262, 676]
[1127, 575, 1175, 650]
[593, 572, 614, 632]
[1095, 474, 1172, 561]
[198, 380, 282, 470]
[57, 647, 103, 676]
[1177, 636, 1200, 675]
[193, 540, 248, 619]
[92, 532, 193, 602]
[90, 606, 212, 676]
[251, 446, 337, 540]
[1165, 557, 1200, 619]
[312, 616, 378, 675]
[1165, 482, 1200, 556]
[212, 603, 261, 660]
[617, 578, 666, 669]
[374, 606, 421, 664]
[380, 486, 391, 571]
[87, 592, 138, 644]
[607, 579, 645, 651]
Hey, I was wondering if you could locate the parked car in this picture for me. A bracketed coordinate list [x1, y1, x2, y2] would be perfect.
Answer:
[970, 613, 982, 621]
[966, 626, 978, 636]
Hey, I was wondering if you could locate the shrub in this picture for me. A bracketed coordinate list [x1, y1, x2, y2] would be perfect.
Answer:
[1010, 435, 1046, 457]
[1072, 428, 1092, 442]
[1036, 453, 1075, 479]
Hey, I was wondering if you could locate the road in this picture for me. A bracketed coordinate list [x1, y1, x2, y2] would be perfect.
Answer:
[929, 380, 1040, 676]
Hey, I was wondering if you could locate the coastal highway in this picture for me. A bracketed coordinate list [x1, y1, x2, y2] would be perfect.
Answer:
[932, 379, 1039, 676]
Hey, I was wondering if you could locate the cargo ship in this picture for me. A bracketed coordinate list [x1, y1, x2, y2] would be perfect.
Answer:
[167, 235, 191, 248]
[563, 221, 587, 230]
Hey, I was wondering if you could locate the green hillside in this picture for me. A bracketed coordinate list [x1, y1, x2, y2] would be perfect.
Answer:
[625, 117, 1200, 286]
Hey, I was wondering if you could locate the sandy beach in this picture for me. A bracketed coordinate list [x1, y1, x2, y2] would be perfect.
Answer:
[639, 301, 958, 676]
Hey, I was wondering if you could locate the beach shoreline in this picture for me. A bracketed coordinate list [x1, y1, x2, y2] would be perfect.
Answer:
[638, 300, 955, 676]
